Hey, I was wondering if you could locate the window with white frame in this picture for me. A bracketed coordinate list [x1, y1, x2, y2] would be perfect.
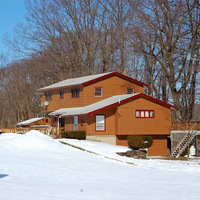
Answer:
[136, 111, 140, 118]
[145, 111, 149, 118]
[96, 115, 105, 131]
[141, 111, 145, 117]
[135, 110, 155, 118]
[95, 87, 102, 97]
[150, 111, 154, 118]
[74, 116, 78, 131]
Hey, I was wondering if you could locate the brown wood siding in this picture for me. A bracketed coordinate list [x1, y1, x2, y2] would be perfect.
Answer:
[115, 108, 119, 135]
[116, 135, 128, 146]
[86, 107, 117, 136]
[65, 117, 73, 131]
[64, 116, 87, 132]
[116, 135, 168, 156]
[43, 86, 84, 112]
[117, 97, 171, 136]
[148, 135, 168, 156]
[83, 75, 144, 106]
[42, 74, 144, 112]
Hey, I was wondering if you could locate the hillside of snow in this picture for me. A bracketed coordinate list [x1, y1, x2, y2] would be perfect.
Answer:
[0, 131, 200, 200]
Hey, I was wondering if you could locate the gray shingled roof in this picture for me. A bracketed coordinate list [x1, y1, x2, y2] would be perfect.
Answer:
[39, 72, 112, 91]
[49, 93, 139, 116]
[16, 117, 45, 126]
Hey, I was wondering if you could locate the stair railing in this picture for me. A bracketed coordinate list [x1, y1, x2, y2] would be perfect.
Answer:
[171, 130, 196, 158]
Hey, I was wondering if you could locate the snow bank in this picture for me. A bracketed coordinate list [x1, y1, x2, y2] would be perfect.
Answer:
[0, 130, 65, 153]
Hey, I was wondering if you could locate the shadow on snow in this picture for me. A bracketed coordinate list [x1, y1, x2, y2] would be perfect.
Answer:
[0, 174, 8, 179]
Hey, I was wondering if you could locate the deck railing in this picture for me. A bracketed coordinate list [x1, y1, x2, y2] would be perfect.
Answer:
[171, 121, 200, 130]
[0, 127, 59, 138]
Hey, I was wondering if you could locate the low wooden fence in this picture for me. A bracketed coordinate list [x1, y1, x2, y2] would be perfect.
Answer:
[171, 121, 200, 130]
[1, 127, 59, 138]
[1, 128, 20, 133]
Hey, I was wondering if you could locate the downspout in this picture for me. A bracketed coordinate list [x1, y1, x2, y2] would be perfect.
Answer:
[57, 116, 60, 137]
[118, 98, 121, 136]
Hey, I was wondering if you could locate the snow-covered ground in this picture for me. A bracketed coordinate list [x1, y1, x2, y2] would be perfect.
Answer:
[59, 138, 200, 173]
[0, 131, 200, 200]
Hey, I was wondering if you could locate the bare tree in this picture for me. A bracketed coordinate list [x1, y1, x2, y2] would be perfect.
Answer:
[2, 0, 199, 125]
[130, 0, 200, 121]
[99, 0, 134, 73]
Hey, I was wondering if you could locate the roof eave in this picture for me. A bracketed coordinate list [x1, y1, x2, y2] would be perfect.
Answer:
[50, 93, 177, 117]
[139, 93, 177, 109]
[60, 113, 86, 117]
[38, 84, 82, 92]
[87, 102, 119, 115]
[49, 93, 177, 117]
[87, 93, 177, 115]
[82, 72, 149, 87]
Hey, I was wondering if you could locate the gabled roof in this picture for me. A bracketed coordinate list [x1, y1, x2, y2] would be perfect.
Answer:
[39, 72, 148, 92]
[49, 93, 176, 117]
[16, 117, 45, 127]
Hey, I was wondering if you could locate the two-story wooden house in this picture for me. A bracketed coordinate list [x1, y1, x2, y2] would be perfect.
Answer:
[39, 72, 176, 156]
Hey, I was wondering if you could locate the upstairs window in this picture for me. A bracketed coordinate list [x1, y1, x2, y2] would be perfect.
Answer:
[71, 88, 80, 98]
[45, 92, 52, 101]
[60, 90, 64, 99]
[150, 111, 154, 118]
[136, 111, 140, 118]
[95, 87, 102, 97]
[135, 110, 155, 118]
[127, 88, 134, 94]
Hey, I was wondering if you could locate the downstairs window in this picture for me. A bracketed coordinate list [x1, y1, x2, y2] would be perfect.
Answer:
[96, 115, 105, 131]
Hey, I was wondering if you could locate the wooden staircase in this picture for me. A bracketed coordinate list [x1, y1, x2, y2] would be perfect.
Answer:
[171, 130, 196, 158]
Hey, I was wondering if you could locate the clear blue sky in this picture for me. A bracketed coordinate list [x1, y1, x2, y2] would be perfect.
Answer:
[0, 0, 26, 55]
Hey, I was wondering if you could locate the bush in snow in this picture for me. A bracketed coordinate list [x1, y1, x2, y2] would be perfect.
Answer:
[127, 136, 153, 150]
[61, 131, 86, 140]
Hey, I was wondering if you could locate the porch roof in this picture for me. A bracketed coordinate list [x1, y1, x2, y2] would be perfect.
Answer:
[49, 93, 177, 117]
[49, 93, 140, 117]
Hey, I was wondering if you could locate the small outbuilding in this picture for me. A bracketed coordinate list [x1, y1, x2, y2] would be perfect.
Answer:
[16, 117, 51, 128]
